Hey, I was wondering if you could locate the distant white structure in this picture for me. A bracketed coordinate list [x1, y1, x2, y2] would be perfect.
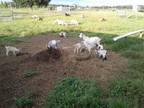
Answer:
[133, 5, 144, 12]
[56, 6, 70, 13]
[117, 10, 127, 17]
[133, 5, 139, 12]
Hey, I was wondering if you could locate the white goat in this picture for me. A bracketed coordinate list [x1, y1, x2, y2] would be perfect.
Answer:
[73, 41, 85, 54]
[59, 31, 67, 38]
[80, 14, 85, 18]
[47, 40, 61, 49]
[79, 33, 101, 54]
[5, 46, 21, 56]
[99, 18, 106, 22]
[69, 20, 79, 26]
[54, 19, 67, 26]
[32, 15, 43, 21]
[79, 33, 101, 44]
[32, 15, 39, 19]
[95, 49, 107, 60]
[65, 12, 70, 16]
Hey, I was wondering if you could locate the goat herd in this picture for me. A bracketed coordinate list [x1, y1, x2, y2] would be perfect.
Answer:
[5, 32, 107, 60]
[4, 13, 107, 60]
[32, 13, 81, 26]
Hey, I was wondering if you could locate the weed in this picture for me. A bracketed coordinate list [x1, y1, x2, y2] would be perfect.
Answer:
[23, 69, 39, 78]
[15, 97, 33, 107]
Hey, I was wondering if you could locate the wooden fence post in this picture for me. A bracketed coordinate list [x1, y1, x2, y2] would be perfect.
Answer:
[10, 2, 14, 20]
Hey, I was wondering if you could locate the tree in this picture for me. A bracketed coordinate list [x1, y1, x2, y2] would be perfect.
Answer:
[13, 0, 28, 7]
[35, 0, 51, 7]
[0, 1, 9, 8]
[13, 0, 51, 8]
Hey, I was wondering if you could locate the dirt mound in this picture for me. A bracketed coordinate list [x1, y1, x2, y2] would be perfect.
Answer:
[0, 35, 128, 108]
[32, 48, 62, 62]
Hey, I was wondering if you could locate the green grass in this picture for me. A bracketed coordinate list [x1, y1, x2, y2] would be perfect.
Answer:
[15, 97, 33, 107]
[108, 97, 134, 108]
[110, 38, 144, 79]
[1, 9, 144, 39]
[44, 77, 101, 108]
[108, 79, 144, 108]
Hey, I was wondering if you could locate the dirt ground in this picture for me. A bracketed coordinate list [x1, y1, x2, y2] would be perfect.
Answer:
[0, 34, 128, 108]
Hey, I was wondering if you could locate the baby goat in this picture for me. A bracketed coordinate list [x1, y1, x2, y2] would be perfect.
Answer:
[47, 40, 61, 49]
[73, 41, 85, 54]
[95, 49, 107, 60]
[59, 31, 67, 38]
[5, 46, 21, 56]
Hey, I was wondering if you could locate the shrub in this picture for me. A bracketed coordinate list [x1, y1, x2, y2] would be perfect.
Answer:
[44, 77, 101, 108]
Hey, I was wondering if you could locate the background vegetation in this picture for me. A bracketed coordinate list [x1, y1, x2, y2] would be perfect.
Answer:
[0, 0, 51, 8]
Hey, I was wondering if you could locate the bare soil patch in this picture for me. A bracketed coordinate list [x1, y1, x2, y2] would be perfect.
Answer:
[0, 34, 128, 107]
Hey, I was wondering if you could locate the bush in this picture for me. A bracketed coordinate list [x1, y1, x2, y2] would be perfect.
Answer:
[108, 79, 144, 108]
[15, 97, 33, 107]
[44, 77, 101, 108]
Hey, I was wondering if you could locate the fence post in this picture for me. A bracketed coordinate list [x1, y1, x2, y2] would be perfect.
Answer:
[10, 2, 14, 20]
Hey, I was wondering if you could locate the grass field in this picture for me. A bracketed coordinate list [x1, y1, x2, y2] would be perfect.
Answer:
[0, 8, 144, 108]
[1, 9, 144, 39]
